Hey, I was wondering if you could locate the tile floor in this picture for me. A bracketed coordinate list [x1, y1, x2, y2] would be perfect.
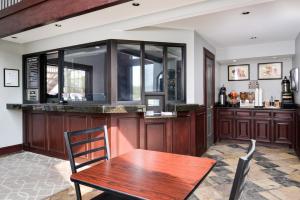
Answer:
[1, 142, 300, 200]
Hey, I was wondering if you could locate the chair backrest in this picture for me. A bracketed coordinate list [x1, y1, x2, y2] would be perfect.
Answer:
[64, 125, 110, 173]
[229, 139, 256, 200]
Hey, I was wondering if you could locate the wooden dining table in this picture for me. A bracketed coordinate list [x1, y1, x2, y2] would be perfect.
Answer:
[71, 149, 216, 200]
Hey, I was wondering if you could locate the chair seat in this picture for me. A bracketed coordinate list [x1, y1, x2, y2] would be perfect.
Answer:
[91, 192, 133, 200]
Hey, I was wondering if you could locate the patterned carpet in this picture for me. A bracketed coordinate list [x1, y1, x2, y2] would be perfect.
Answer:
[1, 142, 300, 200]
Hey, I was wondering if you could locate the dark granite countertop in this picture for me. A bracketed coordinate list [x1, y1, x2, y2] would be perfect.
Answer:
[6, 103, 204, 115]
[214, 105, 297, 111]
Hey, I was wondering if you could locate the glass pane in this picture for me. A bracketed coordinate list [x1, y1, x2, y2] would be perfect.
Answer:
[46, 52, 59, 101]
[63, 45, 107, 102]
[144, 45, 164, 92]
[167, 47, 184, 101]
[117, 44, 141, 101]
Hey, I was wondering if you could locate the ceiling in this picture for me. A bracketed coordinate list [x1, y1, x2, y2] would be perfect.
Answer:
[157, 0, 300, 48]
[2, 0, 205, 43]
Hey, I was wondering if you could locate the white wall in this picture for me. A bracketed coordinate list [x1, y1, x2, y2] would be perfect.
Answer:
[23, 27, 215, 104]
[217, 40, 295, 61]
[0, 40, 23, 148]
[216, 57, 293, 101]
[294, 33, 300, 104]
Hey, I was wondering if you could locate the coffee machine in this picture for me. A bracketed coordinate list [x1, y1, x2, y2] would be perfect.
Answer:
[281, 76, 295, 108]
[218, 85, 227, 106]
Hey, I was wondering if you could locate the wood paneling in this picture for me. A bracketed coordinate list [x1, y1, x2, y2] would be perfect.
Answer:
[110, 114, 140, 158]
[172, 113, 191, 155]
[0, 0, 131, 38]
[31, 112, 46, 151]
[144, 122, 166, 152]
[90, 116, 107, 159]
[195, 109, 206, 156]
[47, 113, 65, 156]
[296, 107, 300, 157]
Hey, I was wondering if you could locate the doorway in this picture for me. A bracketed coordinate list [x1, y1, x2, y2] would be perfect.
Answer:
[204, 48, 215, 148]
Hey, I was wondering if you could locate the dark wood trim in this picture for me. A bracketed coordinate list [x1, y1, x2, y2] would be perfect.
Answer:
[203, 48, 215, 107]
[0, 0, 132, 38]
[0, 144, 23, 156]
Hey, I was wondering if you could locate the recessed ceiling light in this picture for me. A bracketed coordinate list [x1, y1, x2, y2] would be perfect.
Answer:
[233, 60, 237, 63]
[55, 24, 62, 27]
[272, 56, 278, 59]
[11, 36, 18, 39]
[250, 36, 257, 40]
[95, 46, 100, 49]
[242, 11, 251, 15]
[132, 2, 140, 6]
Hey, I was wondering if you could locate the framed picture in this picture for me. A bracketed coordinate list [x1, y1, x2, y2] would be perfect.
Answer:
[258, 62, 282, 80]
[228, 64, 250, 81]
[4, 68, 20, 87]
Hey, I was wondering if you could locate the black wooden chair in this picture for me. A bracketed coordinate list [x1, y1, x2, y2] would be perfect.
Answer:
[229, 139, 256, 200]
[64, 125, 123, 200]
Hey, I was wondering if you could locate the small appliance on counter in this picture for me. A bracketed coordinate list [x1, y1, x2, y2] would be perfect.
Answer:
[281, 76, 295, 108]
[218, 85, 227, 106]
[228, 91, 239, 107]
[254, 88, 263, 108]
[240, 92, 255, 108]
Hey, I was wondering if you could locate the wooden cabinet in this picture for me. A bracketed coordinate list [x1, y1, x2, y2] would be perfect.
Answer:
[195, 109, 206, 156]
[296, 108, 300, 157]
[215, 108, 296, 147]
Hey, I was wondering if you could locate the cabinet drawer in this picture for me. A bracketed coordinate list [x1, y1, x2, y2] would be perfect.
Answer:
[219, 110, 234, 117]
[274, 112, 294, 120]
[236, 111, 251, 117]
[254, 111, 271, 118]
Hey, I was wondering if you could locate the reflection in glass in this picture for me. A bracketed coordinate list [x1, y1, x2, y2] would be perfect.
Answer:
[46, 52, 59, 102]
[117, 44, 141, 101]
[167, 47, 184, 101]
[63, 45, 107, 102]
[144, 45, 164, 92]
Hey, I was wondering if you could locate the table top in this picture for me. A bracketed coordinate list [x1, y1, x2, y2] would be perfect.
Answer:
[71, 149, 216, 200]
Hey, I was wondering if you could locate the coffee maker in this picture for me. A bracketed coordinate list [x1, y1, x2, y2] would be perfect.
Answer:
[281, 76, 295, 108]
[218, 85, 227, 106]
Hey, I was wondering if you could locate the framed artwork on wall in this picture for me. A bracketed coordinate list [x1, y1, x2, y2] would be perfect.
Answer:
[258, 62, 282, 80]
[228, 64, 250, 81]
[4, 68, 20, 87]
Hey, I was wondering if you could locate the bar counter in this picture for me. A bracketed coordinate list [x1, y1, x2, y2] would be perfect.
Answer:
[7, 103, 207, 160]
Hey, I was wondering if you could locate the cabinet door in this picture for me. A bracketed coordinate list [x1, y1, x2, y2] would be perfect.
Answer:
[31, 113, 46, 151]
[296, 113, 300, 156]
[273, 120, 293, 145]
[236, 119, 251, 140]
[47, 113, 65, 157]
[218, 118, 234, 139]
[253, 120, 271, 143]
[172, 114, 191, 155]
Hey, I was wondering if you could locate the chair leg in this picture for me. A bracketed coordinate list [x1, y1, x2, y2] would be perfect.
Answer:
[74, 183, 82, 200]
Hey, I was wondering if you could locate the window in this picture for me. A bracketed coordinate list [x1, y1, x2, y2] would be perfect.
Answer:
[63, 45, 107, 102]
[117, 44, 141, 101]
[46, 52, 59, 102]
[144, 45, 164, 93]
[167, 47, 184, 101]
